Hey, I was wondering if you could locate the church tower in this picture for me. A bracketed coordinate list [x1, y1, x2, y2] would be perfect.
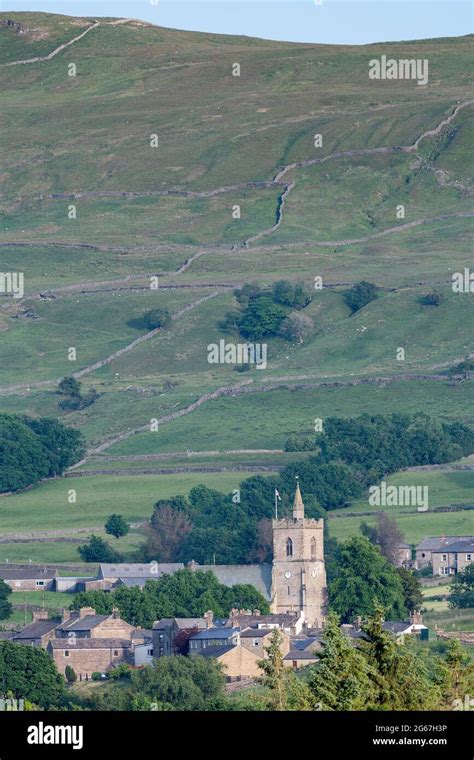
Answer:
[271, 480, 327, 628]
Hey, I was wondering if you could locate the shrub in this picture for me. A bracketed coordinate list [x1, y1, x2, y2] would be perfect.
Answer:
[344, 281, 378, 313]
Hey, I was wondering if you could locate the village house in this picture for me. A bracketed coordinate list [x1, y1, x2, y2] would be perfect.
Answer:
[415, 536, 474, 574]
[197, 642, 262, 681]
[152, 611, 214, 657]
[283, 636, 321, 669]
[431, 538, 474, 576]
[0, 564, 57, 591]
[11, 610, 61, 647]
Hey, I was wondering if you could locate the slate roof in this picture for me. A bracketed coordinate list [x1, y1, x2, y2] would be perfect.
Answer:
[416, 536, 473, 552]
[240, 628, 273, 638]
[229, 613, 297, 630]
[99, 563, 184, 579]
[60, 614, 109, 631]
[152, 617, 208, 630]
[284, 650, 318, 661]
[383, 621, 413, 634]
[431, 539, 474, 554]
[190, 627, 240, 640]
[198, 564, 273, 600]
[49, 638, 132, 650]
[196, 644, 236, 658]
[12, 619, 59, 640]
[0, 564, 57, 580]
[290, 637, 320, 651]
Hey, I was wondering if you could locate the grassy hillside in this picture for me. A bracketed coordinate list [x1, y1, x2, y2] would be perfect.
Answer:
[0, 13, 472, 564]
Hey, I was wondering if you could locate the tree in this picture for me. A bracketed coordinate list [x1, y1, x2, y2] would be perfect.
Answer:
[141, 503, 192, 562]
[257, 629, 286, 710]
[308, 612, 372, 710]
[0, 579, 12, 620]
[143, 308, 171, 330]
[360, 512, 405, 565]
[247, 518, 273, 563]
[397, 567, 423, 613]
[420, 291, 444, 306]
[0, 414, 84, 493]
[329, 537, 407, 622]
[71, 569, 270, 628]
[272, 280, 311, 309]
[58, 376, 81, 397]
[78, 535, 123, 563]
[64, 665, 77, 684]
[0, 641, 65, 709]
[278, 312, 314, 343]
[344, 281, 378, 313]
[449, 565, 474, 609]
[105, 514, 130, 540]
[130, 655, 225, 710]
[359, 607, 441, 710]
[237, 296, 286, 340]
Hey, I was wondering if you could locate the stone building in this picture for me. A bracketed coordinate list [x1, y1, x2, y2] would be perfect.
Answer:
[0, 564, 57, 591]
[415, 536, 474, 574]
[271, 481, 327, 628]
[431, 538, 474, 576]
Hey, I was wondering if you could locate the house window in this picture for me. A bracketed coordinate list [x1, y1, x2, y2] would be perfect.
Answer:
[35, 581, 45, 587]
[253, 639, 259, 647]
[147, 649, 153, 656]
[467, 554, 472, 561]
[113, 650, 119, 657]
[64, 651, 69, 657]
[286, 538, 293, 557]
[421, 553, 426, 558]
[442, 554, 447, 561]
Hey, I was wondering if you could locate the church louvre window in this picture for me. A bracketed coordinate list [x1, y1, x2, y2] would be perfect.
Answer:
[286, 538, 293, 557]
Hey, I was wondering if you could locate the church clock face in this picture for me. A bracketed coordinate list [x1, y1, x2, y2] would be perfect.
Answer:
[284, 571, 292, 579]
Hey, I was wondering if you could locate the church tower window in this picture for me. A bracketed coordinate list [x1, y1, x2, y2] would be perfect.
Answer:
[311, 536, 317, 560]
[286, 537, 293, 557]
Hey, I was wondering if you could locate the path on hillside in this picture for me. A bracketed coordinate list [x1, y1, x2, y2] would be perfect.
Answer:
[1, 18, 133, 67]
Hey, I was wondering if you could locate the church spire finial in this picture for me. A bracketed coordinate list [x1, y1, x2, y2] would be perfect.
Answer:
[293, 476, 304, 520]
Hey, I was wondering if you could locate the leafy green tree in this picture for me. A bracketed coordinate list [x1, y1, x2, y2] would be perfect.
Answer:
[272, 280, 311, 309]
[237, 296, 286, 340]
[0, 641, 65, 708]
[257, 629, 287, 710]
[359, 607, 441, 710]
[308, 612, 372, 710]
[0, 414, 84, 492]
[58, 376, 81, 397]
[257, 629, 312, 711]
[0, 579, 12, 620]
[71, 570, 270, 628]
[143, 308, 171, 330]
[449, 565, 474, 609]
[65, 665, 77, 683]
[130, 655, 225, 710]
[420, 291, 444, 306]
[329, 537, 407, 622]
[344, 281, 378, 313]
[78, 535, 123, 563]
[105, 514, 130, 539]
[281, 461, 363, 511]
[397, 567, 423, 613]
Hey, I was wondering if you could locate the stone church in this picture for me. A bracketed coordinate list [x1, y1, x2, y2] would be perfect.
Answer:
[271, 480, 327, 627]
[89, 482, 327, 629]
